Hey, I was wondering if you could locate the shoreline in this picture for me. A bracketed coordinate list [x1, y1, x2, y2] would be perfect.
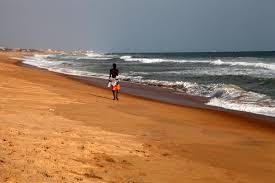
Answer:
[19, 61, 275, 128]
[1, 51, 275, 183]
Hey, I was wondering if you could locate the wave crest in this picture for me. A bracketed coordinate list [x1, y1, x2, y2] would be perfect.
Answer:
[212, 59, 275, 71]
[120, 55, 275, 71]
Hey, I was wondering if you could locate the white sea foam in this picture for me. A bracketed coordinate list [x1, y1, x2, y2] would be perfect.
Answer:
[22, 55, 109, 79]
[85, 51, 105, 58]
[52, 67, 108, 79]
[151, 68, 274, 77]
[21, 56, 65, 68]
[120, 56, 275, 71]
[120, 55, 208, 64]
[132, 78, 275, 117]
[120, 55, 132, 60]
[120, 56, 171, 63]
[206, 84, 275, 117]
[207, 98, 275, 117]
[33, 54, 51, 59]
[134, 80, 275, 118]
[211, 59, 275, 71]
[77, 57, 113, 60]
[80, 51, 113, 60]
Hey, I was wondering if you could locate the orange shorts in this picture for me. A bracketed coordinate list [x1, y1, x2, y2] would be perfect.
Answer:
[112, 84, 120, 91]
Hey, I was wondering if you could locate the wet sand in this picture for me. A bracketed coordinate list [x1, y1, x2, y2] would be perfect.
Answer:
[1, 51, 275, 183]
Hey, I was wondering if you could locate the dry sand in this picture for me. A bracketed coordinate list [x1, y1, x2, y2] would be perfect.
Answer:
[0, 51, 275, 183]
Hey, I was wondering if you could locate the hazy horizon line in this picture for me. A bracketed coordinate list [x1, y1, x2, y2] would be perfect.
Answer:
[1, 45, 275, 54]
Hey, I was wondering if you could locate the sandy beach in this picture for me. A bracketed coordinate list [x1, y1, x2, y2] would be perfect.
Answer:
[1, 51, 275, 183]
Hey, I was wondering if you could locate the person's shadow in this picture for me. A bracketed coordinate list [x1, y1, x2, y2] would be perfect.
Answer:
[88, 93, 113, 100]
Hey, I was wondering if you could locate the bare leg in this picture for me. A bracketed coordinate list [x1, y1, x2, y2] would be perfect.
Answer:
[116, 90, 119, 100]
[112, 90, 115, 100]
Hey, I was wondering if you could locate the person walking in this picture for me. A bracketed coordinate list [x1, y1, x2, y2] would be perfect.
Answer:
[109, 63, 120, 100]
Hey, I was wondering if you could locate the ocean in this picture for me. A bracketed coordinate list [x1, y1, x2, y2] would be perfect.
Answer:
[20, 51, 275, 117]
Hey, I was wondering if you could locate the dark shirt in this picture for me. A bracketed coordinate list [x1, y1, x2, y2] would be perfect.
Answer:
[109, 68, 119, 78]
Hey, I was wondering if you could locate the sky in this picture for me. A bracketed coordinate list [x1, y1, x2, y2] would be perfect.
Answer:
[0, 0, 275, 52]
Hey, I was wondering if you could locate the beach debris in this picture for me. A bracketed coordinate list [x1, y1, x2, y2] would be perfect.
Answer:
[74, 177, 83, 181]
[162, 152, 171, 156]
[83, 169, 102, 179]
[49, 108, 55, 112]
[41, 171, 52, 178]
[105, 156, 115, 163]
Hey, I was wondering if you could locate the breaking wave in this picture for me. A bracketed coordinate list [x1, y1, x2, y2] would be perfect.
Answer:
[212, 59, 275, 71]
[120, 55, 208, 64]
[120, 56, 275, 71]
